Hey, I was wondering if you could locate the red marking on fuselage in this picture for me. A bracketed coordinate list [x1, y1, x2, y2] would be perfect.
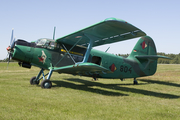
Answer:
[38, 57, 44, 63]
[109, 63, 116, 72]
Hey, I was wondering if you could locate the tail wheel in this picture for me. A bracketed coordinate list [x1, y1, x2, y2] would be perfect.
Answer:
[41, 79, 52, 89]
[30, 76, 40, 85]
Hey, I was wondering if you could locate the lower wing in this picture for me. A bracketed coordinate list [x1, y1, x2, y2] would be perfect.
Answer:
[51, 63, 112, 76]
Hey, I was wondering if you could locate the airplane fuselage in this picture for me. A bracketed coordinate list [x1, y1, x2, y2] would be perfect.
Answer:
[12, 38, 157, 80]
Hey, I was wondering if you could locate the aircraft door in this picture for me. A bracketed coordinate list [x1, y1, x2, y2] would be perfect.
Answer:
[101, 56, 109, 69]
[91, 56, 101, 65]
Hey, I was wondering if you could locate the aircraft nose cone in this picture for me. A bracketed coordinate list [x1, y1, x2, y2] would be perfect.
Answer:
[6, 46, 11, 51]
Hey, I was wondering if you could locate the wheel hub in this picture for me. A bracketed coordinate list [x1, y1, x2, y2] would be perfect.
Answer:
[44, 82, 50, 88]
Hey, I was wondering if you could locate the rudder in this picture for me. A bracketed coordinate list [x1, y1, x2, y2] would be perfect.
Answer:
[128, 36, 157, 76]
[129, 36, 157, 58]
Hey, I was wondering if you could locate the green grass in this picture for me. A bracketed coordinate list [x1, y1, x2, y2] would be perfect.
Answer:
[0, 63, 180, 120]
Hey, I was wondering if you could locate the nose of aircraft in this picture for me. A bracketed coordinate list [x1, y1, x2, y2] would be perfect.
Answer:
[6, 41, 15, 52]
[6, 29, 34, 68]
[6, 41, 16, 68]
[6, 29, 16, 66]
[6, 39, 33, 69]
[6, 46, 10, 51]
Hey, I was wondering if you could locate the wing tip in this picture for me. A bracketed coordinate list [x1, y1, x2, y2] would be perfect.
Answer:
[104, 17, 127, 23]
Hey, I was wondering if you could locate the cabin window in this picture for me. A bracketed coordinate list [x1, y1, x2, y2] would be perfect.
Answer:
[55, 43, 60, 49]
[35, 38, 58, 50]
[71, 54, 83, 62]
[46, 41, 55, 49]
[36, 39, 47, 46]
[92, 56, 101, 65]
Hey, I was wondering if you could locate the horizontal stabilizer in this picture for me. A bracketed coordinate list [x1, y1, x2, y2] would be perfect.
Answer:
[135, 55, 172, 60]
[51, 63, 112, 76]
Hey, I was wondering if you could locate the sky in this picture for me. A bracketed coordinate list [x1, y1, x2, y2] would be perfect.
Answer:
[0, 0, 180, 60]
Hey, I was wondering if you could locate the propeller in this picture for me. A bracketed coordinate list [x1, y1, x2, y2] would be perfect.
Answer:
[6, 29, 16, 69]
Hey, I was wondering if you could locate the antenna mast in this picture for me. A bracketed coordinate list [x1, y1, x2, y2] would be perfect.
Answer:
[53, 27, 56, 40]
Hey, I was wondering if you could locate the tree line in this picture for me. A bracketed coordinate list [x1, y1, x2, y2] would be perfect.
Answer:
[0, 58, 15, 62]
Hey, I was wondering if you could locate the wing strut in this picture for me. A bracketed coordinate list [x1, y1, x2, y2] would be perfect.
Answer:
[54, 37, 83, 66]
[81, 34, 101, 63]
[81, 34, 94, 63]
[105, 47, 110, 52]
[62, 44, 76, 64]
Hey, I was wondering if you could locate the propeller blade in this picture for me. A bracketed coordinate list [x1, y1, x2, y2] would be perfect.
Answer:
[6, 53, 9, 59]
[7, 28, 15, 69]
[6, 53, 11, 69]
[10, 29, 14, 46]
[10, 37, 16, 49]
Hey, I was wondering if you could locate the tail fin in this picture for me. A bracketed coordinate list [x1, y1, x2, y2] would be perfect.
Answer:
[128, 36, 170, 76]
[129, 36, 157, 58]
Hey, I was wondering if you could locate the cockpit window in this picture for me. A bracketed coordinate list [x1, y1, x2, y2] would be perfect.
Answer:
[35, 38, 58, 49]
[36, 39, 47, 46]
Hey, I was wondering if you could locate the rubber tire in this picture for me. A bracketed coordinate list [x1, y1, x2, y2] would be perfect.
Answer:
[30, 76, 40, 85]
[41, 79, 52, 89]
[133, 80, 138, 85]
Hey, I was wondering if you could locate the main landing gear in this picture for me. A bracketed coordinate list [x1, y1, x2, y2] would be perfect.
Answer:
[30, 69, 53, 89]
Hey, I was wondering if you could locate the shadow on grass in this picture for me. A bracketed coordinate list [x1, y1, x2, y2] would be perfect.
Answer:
[52, 78, 179, 99]
[139, 79, 180, 88]
[52, 79, 128, 96]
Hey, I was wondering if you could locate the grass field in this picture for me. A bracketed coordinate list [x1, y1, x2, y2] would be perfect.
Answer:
[0, 63, 180, 120]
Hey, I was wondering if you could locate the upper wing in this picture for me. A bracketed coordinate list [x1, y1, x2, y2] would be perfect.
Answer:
[55, 18, 146, 47]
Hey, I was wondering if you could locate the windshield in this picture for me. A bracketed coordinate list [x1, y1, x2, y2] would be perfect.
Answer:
[36, 39, 47, 46]
[36, 38, 56, 49]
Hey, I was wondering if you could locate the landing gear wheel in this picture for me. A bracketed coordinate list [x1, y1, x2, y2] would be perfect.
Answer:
[30, 76, 40, 85]
[133, 78, 138, 85]
[41, 79, 52, 89]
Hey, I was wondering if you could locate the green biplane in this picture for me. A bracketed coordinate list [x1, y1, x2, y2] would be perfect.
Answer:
[6, 18, 170, 89]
